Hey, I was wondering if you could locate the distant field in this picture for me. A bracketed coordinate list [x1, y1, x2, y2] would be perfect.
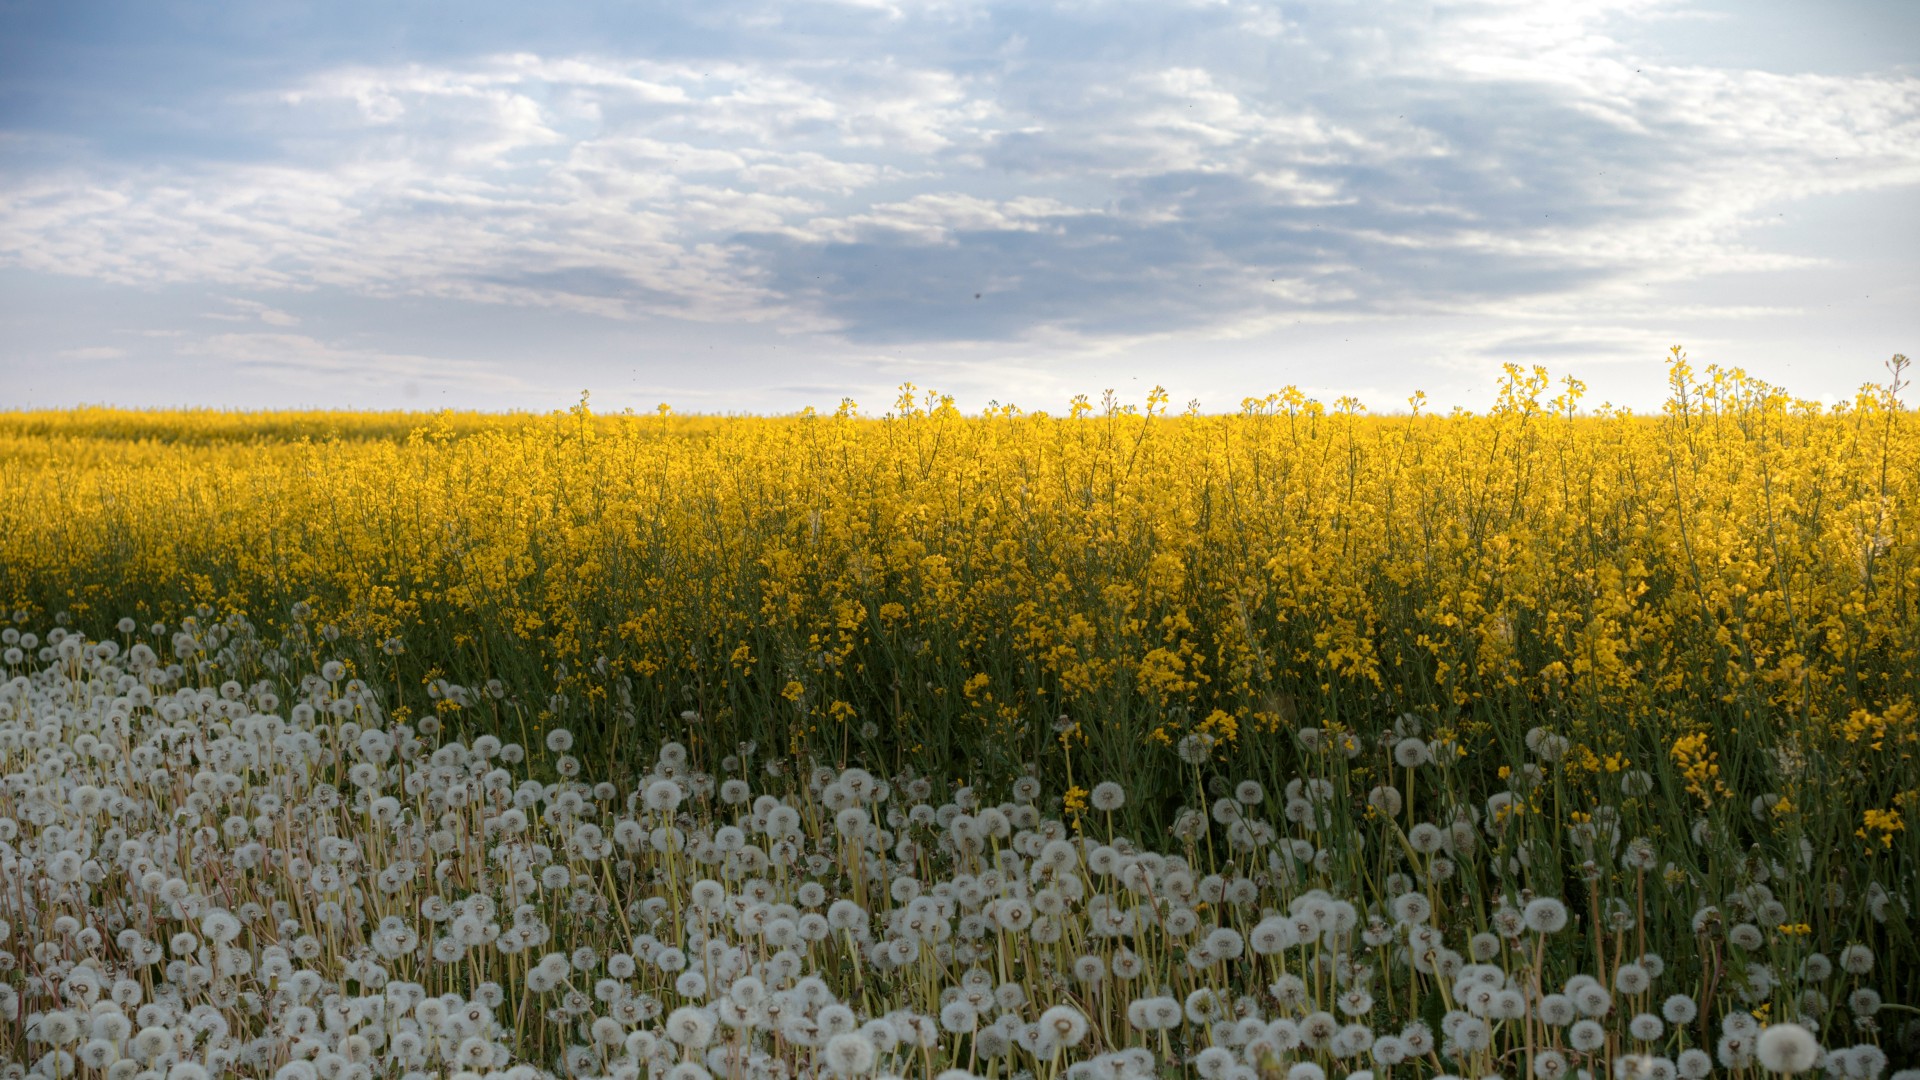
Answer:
[0, 358, 1916, 1077]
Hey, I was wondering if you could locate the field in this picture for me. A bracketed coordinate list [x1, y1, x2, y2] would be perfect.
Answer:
[0, 357, 1916, 1080]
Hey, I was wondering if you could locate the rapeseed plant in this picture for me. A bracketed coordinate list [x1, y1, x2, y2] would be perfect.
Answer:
[1, 358, 1915, 824]
[0, 357, 1917, 1077]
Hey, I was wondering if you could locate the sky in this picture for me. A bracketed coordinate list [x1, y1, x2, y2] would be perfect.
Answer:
[1, 0, 1916, 415]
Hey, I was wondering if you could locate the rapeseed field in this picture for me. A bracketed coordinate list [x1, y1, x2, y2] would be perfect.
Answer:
[0, 354, 1914, 1079]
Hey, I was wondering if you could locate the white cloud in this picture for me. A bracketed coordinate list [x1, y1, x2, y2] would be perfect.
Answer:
[204, 297, 303, 326]
[55, 346, 127, 361]
[799, 192, 1083, 244]
[188, 332, 541, 395]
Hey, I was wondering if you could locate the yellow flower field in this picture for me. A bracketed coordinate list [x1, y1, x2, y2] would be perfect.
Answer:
[3, 357, 1915, 788]
[0, 355, 1917, 1078]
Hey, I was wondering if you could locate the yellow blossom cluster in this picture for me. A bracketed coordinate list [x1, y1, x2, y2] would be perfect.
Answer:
[1, 358, 1916, 798]
[1669, 733, 1729, 809]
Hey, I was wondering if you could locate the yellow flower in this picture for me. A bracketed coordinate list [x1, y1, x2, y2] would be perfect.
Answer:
[963, 672, 991, 700]
[1062, 785, 1090, 818]
[1197, 708, 1238, 744]
[1671, 733, 1729, 809]
[1858, 808, 1904, 850]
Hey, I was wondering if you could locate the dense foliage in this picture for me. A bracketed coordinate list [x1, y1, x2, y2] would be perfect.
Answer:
[0, 616, 1913, 1079]
[0, 355, 1916, 1077]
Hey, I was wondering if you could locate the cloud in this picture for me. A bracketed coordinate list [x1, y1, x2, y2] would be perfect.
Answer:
[55, 345, 127, 360]
[0, 0, 1915, 371]
[186, 332, 540, 396]
[204, 296, 302, 326]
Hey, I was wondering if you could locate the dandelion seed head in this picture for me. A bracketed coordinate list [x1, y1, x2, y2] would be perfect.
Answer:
[1524, 898, 1569, 934]
[1757, 1024, 1822, 1075]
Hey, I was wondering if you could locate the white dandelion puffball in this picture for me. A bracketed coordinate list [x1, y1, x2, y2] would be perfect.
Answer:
[1757, 1024, 1822, 1075]
[1524, 897, 1569, 934]
[665, 1006, 716, 1048]
[824, 1032, 878, 1076]
[1039, 1005, 1089, 1048]
[645, 778, 685, 813]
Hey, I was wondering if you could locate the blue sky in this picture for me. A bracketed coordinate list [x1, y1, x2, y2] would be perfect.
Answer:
[2, 0, 1916, 414]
